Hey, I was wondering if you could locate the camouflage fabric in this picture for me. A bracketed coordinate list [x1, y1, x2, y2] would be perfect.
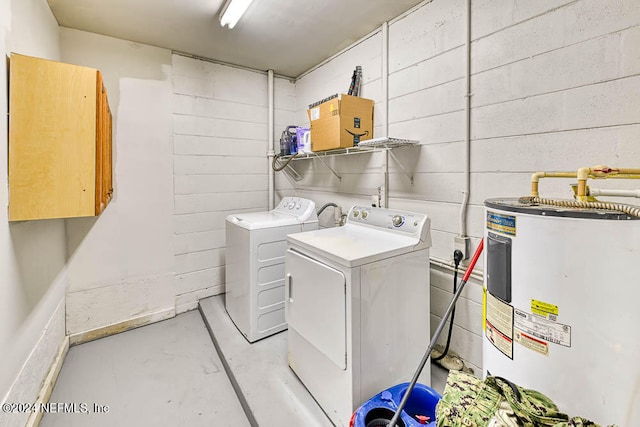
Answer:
[435, 371, 615, 427]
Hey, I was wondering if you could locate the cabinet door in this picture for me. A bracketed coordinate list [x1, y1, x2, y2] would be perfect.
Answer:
[95, 72, 113, 215]
[9, 54, 98, 221]
[105, 94, 113, 205]
[96, 71, 113, 215]
[95, 72, 104, 214]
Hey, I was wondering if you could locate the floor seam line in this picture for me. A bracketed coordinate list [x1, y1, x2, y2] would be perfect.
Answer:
[197, 301, 258, 427]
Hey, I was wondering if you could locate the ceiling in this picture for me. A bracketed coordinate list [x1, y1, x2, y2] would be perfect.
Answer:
[47, 0, 424, 78]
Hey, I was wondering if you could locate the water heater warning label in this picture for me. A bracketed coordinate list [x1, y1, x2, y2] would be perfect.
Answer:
[514, 309, 571, 347]
[486, 211, 516, 236]
[531, 299, 559, 320]
[515, 330, 549, 356]
[486, 292, 514, 359]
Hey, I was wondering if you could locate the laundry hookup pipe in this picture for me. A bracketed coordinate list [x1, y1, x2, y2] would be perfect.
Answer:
[386, 239, 484, 427]
[530, 166, 640, 199]
[316, 202, 338, 216]
[589, 188, 640, 198]
[530, 171, 577, 197]
[576, 166, 640, 200]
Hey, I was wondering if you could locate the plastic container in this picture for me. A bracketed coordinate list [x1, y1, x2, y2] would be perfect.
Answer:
[296, 127, 311, 153]
[350, 383, 441, 427]
[279, 125, 298, 156]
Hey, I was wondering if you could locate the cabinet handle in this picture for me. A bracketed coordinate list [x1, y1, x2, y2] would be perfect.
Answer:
[287, 273, 292, 302]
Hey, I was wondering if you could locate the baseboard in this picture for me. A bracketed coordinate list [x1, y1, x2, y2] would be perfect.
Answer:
[24, 337, 69, 427]
[66, 273, 175, 336]
[0, 300, 65, 427]
[69, 308, 175, 346]
[176, 284, 225, 314]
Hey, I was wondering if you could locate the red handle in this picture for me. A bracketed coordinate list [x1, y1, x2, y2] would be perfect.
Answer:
[462, 238, 484, 282]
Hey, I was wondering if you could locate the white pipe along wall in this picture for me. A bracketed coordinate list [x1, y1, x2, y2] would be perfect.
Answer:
[458, 0, 471, 240]
[381, 22, 390, 208]
[267, 69, 275, 210]
[589, 188, 640, 198]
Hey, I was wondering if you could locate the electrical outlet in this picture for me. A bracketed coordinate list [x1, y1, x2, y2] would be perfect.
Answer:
[371, 194, 379, 207]
[454, 236, 470, 261]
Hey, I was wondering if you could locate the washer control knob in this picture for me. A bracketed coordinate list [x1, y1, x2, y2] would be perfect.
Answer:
[392, 215, 405, 227]
[288, 202, 295, 209]
[353, 210, 360, 218]
[361, 211, 368, 219]
[296, 204, 301, 210]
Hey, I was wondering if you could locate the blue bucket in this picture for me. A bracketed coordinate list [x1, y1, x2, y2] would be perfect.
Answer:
[350, 382, 441, 427]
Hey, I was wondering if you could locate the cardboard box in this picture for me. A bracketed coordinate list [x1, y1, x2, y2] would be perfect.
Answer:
[307, 94, 374, 152]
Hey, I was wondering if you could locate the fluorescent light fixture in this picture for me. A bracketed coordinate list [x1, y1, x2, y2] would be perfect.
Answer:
[219, 0, 253, 29]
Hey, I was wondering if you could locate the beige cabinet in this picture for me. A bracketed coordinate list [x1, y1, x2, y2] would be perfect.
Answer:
[8, 53, 113, 221]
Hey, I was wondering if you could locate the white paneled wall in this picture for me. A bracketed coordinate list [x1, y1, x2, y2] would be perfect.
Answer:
[294, 33, 387, 213]
[295, 33, 383, 125]
[172, 55, 296, 308]
[285, 0, 640, 375]
[60, 30, 176, 339]
[172, 55, 267, 306]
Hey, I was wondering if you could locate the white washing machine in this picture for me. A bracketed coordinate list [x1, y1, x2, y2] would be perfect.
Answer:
[225, 197, 318, 343]
[285, 206, 432, 427]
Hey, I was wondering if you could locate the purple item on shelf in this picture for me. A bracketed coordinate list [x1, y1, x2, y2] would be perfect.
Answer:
[296, 127, 310, 153]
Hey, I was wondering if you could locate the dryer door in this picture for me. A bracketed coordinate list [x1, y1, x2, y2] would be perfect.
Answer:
[286, 249, 347, 370]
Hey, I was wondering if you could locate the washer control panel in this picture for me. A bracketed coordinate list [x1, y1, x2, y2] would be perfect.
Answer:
[348, 205, 429, 239]
[274, 197, 318, 221]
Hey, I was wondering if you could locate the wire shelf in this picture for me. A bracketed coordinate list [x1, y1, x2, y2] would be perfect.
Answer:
[274, 137, 420, 183]
[281, 137, 419, 161]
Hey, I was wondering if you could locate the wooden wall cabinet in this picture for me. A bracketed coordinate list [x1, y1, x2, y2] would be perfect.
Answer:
[8, 53, 113, 221]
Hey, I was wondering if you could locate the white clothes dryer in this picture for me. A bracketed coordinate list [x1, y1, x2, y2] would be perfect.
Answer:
[285, 206, 432, 427]
[225, 197, 318, 343]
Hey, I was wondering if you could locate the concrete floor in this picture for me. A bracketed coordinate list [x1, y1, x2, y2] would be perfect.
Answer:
[199, 295, 334, 426]
[40, 309, 249, 427]
[41, 296, 448, 427]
